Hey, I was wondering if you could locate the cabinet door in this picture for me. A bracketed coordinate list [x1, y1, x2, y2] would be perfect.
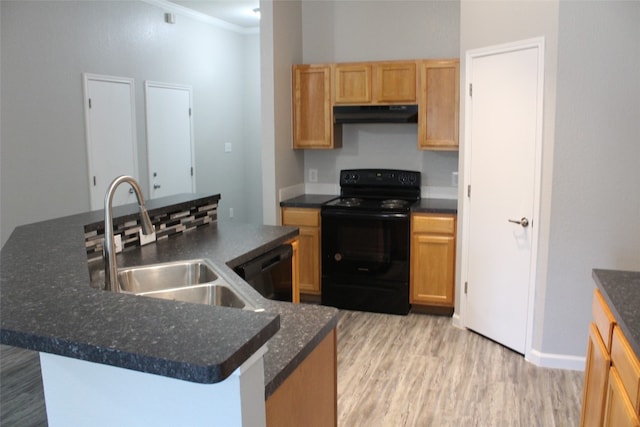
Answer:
[282, 208, 321, 295]
[410, 230, 455, 307]
[604, 367, 640, 427]
[611, 327, 640, 413]
[410, 214, 456, 308]
[292, 65, 338, 149]
[418, 60, 459, 150]
[334, 64, 372, 104]
[581, 323, 612, 427]
[297, 226, 321, 295]
[374, 62, 417, 103]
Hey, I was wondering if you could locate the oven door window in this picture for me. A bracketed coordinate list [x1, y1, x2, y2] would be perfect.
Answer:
[322, 213, 409, 281]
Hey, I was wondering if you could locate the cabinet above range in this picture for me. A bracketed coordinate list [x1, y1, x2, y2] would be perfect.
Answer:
[292, 59, 459, 151]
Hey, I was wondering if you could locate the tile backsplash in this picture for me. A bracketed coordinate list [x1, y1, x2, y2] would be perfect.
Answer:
[84, 195, 219, 262]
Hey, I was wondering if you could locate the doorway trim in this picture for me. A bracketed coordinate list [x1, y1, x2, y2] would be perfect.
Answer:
[459, 37, 545, 363]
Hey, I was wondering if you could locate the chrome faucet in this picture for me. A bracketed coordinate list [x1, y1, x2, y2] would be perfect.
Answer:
[103, 176, 155, 292]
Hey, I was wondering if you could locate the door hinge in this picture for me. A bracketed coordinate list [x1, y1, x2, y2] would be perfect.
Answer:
[467, 185, 471, 198]
[190, 166, 194, 177]
[464, 281, 468, 294]
[93, 176, 97, 186]
[88, 98, 92, 109]
[189, 108, 192, 117]
[469, 83, 473, 97]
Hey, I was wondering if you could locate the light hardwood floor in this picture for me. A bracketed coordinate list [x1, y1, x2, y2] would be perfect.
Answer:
[1, 310, 584, 426]
[337, 311, 584, 426]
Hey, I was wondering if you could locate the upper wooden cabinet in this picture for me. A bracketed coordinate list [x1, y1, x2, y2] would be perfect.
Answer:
[292, 59, 459, 150]
[375, 61, 418, 103]
[418, 60, 460, 150]
[334, 61, 417, 105]
[334, 63, 372, 104]
[292, 64, 342, 149]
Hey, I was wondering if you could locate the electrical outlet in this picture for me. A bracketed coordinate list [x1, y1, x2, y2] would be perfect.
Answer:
[309, 169, 318, 183]
[114, 234, 123, 253]
[229, 208, 234, 218]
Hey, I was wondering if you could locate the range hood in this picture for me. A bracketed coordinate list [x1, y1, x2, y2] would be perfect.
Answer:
[333, 105, 418, 124]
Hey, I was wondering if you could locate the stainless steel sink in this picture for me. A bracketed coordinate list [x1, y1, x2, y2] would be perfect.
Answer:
[137, 284, 248, 309]
[117, 259, 219, 293]
[109, 259, 259, 311]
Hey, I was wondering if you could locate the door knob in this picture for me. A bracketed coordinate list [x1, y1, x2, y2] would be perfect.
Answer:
[153, 184, 161, 190]
[508, 217, 529, 227]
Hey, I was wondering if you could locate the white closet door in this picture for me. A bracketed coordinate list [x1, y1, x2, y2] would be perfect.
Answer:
[145, 82, 195, 199]
[83, 74, 138, 210]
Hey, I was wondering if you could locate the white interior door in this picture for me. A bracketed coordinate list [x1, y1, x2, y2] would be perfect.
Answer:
[462, 39, 544, 355]
[145, 82, 195, 199]
[84, 74, 138, 210]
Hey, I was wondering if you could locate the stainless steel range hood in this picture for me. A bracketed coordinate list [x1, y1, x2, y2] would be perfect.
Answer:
[333, 105, 418, 124]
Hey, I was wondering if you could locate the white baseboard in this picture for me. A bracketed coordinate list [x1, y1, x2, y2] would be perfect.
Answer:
[526, 348, 585, 371]
[451, 312, 463, 329]
[450, 313, 585, 371]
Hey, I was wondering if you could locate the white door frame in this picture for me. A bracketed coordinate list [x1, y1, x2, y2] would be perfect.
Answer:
[144, 81, 196, 195]
[459, 37, 545, 362]
[82, 73, 139, 210]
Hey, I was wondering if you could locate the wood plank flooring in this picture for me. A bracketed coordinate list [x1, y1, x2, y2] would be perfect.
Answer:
[337, 311, 584, 426]
[0, 310, 584, 426]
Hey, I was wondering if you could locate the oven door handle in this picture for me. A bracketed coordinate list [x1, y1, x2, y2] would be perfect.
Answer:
[321, 210, 409, 221]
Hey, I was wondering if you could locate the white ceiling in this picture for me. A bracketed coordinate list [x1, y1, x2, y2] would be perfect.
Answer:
[170, 1, 260, 28]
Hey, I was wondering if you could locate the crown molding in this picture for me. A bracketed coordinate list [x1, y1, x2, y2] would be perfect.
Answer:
[141, 0, 259, 35]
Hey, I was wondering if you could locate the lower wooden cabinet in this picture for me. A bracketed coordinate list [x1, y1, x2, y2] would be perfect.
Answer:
[581, 323, 612, 427]
[604, 367, 640, 427]
[266, 329, 337, 427]
[581, 289, 640, 427]
[409, 213, 456, 308]
[282, 207, 321, 295]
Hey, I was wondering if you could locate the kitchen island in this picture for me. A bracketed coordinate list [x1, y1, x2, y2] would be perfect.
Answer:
[581, 269, 640, 426]
[0, 194, 340, 426]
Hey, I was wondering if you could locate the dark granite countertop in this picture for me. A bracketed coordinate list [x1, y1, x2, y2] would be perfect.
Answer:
[0, 194, 340, 397]
[411, 198, 458, 214]
[279, 194, 338, 208]
[593, 269, 640, 357]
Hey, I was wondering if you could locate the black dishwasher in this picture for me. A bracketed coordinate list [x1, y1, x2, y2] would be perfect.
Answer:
[234, 244, 293, 302]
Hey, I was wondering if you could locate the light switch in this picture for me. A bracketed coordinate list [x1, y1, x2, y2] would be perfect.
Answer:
[224, 142, 232, 153]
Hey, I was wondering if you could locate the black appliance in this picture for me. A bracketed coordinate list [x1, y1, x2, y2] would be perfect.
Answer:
[333, 104, 418, 124]
[321, 169, 420, 315]
[234, 244, 293, 301]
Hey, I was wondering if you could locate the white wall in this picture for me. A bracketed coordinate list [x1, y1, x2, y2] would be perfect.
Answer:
[300, 0, 460, 194]
[460, 0, 561, 360]
[260, 0, 304, 225]
[0, 1, 261, 245]
[460, 0, 640, 363]
[542, 1, 640, 356]
[244, 33, 264, 225]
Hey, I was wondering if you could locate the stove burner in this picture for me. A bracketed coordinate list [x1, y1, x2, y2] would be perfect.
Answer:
[380, 199, 409, 209]
[336, 197, 364, 207]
